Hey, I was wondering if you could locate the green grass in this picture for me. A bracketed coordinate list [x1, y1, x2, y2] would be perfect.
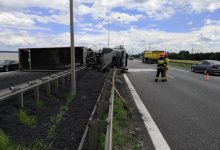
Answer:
[0, 129, 10, 150]
[113, 121, 128, 147]
[66, 92, 74, 106]
[12, 138, 47, 150]
[17, 109, 37, 127]
[30, 138, 47, 150]
[113, 97, 132, 149]
[113, 96, 142, 150]
[47, 105, 69, 139]
[46, 92, 74, 139]
[99, 133, 106, 150]
[114, 97, 127, 121]
[36, 99, 45, 110]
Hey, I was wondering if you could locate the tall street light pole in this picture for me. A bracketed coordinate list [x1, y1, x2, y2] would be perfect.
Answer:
[70, 0, 76, 94]
[98, 17, 120, 48]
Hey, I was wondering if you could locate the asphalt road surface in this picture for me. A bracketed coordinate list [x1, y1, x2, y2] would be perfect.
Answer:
[126, 59, 220, 150]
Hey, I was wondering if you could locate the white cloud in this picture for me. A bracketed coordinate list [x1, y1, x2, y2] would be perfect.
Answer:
[188, 21, 193, 25]
[1, 22, 220, 53]
[75, 24, 220, 53]
[0, 0, 69, 11]
[76, 0, 175, 20]
[1, 0, 220, 53]
[185, 0, 220, 13]
[205, 19, 220, 25]
[0, 12, 35, 29]
[0, 29, 70, 51]
[111, 12, 144, 24]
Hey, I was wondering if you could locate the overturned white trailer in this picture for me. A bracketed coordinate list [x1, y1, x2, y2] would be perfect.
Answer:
[99, 45, 128, 71]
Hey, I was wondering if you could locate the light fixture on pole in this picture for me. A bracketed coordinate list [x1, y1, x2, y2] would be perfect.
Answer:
[98, 16, 120, 48]
[70, 0, 76, 94]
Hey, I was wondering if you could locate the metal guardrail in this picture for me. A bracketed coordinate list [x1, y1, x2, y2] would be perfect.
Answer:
[78, 68, 116, 150]
[105, 69, 115, 150]
[169, 60, 196, 67]
[0, 66, 86, 107]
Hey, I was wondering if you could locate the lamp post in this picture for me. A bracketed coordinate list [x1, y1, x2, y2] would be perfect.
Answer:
[70, 0, 76, 94]
[98, 17, 120, 48]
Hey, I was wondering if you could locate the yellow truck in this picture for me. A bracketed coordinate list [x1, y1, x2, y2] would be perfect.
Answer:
[142, 50, 166, 63]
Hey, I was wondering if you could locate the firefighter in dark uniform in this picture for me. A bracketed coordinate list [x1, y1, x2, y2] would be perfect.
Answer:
[155, 55, 167, 82]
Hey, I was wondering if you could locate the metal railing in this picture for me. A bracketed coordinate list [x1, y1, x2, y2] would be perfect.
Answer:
[0, 66, 86, 107]
[169, 60, 197, 68]
[78, 68, 116, 150]
[105, 69, 115, 150]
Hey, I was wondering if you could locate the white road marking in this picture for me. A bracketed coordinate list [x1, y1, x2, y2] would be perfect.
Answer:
[170, 67, 190, 72]
[167, 75, 175, 78]
[124, 74, 171, 150]
[128, 68, 156, 72]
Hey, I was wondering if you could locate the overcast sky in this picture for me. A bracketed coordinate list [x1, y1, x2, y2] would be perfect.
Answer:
[0, 0, 220, 54]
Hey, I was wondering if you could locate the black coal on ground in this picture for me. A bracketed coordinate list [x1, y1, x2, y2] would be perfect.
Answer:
[0, 69, 105, 149]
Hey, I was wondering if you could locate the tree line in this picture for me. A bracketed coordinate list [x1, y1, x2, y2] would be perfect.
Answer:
[132, 51, 220, 61]
[168, 51, 220, 61]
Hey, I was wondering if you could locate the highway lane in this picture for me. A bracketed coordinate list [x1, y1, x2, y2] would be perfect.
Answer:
[126, 60, 220, 150]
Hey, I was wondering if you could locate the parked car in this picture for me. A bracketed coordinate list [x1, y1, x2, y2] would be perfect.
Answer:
[0, 60, 19, 72]
[191, 60, 220, 75]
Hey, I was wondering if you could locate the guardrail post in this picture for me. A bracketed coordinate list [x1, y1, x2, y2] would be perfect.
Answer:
[18, 92, 24, 108]
[34, 86, 39, 100]
[89, 119, 99, 150]
[47, 82, 51, 94]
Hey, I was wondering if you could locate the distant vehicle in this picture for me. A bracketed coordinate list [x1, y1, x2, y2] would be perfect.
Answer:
[191, 60, 220, 75]
[142, 50, 167, 63]
[0, 60, 19, 72]
[129, 56, 134, 60]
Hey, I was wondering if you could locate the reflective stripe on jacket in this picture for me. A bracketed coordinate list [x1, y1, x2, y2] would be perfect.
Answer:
[157, 60, 167, 68]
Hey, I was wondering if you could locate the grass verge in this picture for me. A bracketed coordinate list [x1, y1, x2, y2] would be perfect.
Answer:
[0, 129, 10, 150]
[66, 92, 74, 106]
[36, 99, 45, 110]
[99, 133, 106, 150]
[46, 92, 73, 139]
[47, 106, 68, 139]
[17, 109, 37, 127]
[0, 129, 46, 150]
[113, 95, 141, 150]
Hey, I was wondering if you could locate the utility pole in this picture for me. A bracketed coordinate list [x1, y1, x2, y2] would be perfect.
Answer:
[70, 0, 76, 94]
[108, 23, 110, 48]
[98, 17, 120, 48]
[149, 43, 151, 51]
[191, 46, 194, 54]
